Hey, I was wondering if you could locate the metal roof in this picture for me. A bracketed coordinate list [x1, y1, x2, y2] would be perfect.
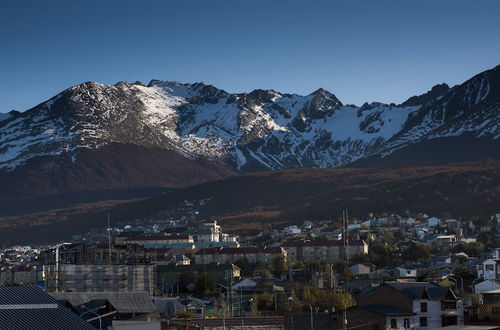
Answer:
[0, 286, 95, 330]
[386, 282, 450, 299]
[0, 286, 55, 305]
[50, 292, 156, 314]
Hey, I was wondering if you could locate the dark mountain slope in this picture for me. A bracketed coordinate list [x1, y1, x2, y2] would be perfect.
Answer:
[1, 161, 498, 244]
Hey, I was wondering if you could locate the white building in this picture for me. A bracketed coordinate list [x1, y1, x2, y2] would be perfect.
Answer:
[477, 259, 500, 280]
[359, 282, 464, 329]
[394, 267, 417, 278]
[427, 217, 440, 227]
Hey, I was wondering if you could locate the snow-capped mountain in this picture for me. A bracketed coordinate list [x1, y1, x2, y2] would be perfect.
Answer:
[0, 65, 499, 175]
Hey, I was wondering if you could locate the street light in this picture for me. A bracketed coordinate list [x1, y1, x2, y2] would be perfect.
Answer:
[222, 297, 253, 330]
[288, 297, 313, 330]
[80, 305, 105, 330]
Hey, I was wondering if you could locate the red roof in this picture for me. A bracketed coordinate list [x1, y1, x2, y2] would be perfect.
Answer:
[195, 246, 285, 255]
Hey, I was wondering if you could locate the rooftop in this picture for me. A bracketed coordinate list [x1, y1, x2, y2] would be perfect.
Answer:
[0, 286, 95, 330]
[50, 292, 156, 314]
[360, 305, 414, 316]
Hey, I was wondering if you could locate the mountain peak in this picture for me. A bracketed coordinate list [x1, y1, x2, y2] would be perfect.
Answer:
[310, 87, 329, 95]
[401, 83, 450, 107]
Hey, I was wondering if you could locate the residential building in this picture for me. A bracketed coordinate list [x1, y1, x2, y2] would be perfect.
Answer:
[358, 282, 464, 328]
[0, 265, 43, 285]
[44, 264, 155, 294]
[194, 246, 287, 265]
[124, 234, 194, 245]
[155, 263, 241, 290]
[349, 263, 374, 276]
[473, 289, 500, 323]
[43, 243, 150, 265]
[393, 267, 417, 279]
[183, 229, 217, 243]
[281, 240, 368, 263]
[478, 259, 500, 280]
[475, 280, 500, 294]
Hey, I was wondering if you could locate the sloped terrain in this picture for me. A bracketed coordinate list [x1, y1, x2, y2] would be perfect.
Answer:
[1, 161, 498, 244]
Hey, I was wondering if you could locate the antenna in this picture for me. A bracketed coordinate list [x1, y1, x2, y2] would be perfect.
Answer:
[346, 209, 350, 263]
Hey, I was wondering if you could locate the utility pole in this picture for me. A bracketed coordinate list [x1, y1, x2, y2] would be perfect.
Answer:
[346, 209, 350, 263]
[107, 213, 112, 264]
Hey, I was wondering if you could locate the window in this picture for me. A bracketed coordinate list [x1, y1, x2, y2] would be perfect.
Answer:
[390, 319, 397, 328]
[420, 317, 428, 327]
[442, 301, 457, 310]
[404, 318, 410, 328]
[492, 307, 500, 315]
[421, 302, 427, 312]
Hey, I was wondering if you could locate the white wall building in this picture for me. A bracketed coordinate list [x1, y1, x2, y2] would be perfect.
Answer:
[477, 259, 500, 280]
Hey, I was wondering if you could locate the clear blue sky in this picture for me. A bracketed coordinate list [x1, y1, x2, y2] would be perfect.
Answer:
[1, 0, 499, 112]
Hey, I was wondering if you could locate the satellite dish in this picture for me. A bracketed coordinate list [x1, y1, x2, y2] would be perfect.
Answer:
[165, 301, 177, 319]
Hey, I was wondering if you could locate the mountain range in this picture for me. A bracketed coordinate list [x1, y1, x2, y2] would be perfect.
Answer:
[0, 65, 499, 207]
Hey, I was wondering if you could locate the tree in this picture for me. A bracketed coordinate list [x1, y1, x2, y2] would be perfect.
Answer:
[272, 256, 288, 276]
[234, 258, 255, 277]
[382, 231, 394, 244]
[331, 260, 348, 274]
[449, 242, 484, 258]
[195, 273, 216, 296]
[255, 293, 273, 310]
[453, 266, 476, 292]
[179, 270, 198, 291]
[402, 242, 431, 262]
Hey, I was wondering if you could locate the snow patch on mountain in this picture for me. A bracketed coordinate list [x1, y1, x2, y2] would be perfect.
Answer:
[1, 65, 499, 171]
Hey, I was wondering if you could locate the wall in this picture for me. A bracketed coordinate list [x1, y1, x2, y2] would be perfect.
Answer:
[44, 264, 154, 294]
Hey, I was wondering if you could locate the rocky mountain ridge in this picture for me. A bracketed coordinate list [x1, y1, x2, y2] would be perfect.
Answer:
[0, 65, 498, 201]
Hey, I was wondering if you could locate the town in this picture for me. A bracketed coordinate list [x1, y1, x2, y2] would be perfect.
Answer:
[1, 210, 499, 330]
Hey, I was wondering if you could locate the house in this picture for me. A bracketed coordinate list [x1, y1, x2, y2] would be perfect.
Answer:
[355, 305, 416, 329]
[349, 263, 374, 276]
[282, 225, 302, 235]
[0, 285, 95, 330]
[475, 279, 500, 294]
[477, 259, 500, 280]
[180, 298, 206, 318]
[393, 267, 417, 278]
[492, 248, 500, 260]
[436, 235, 457, 244]
[358, 282, 464, 328]
[165, 255, 191, 266]
[474, 289, 500, 323]
[427, 217, 441, 227]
